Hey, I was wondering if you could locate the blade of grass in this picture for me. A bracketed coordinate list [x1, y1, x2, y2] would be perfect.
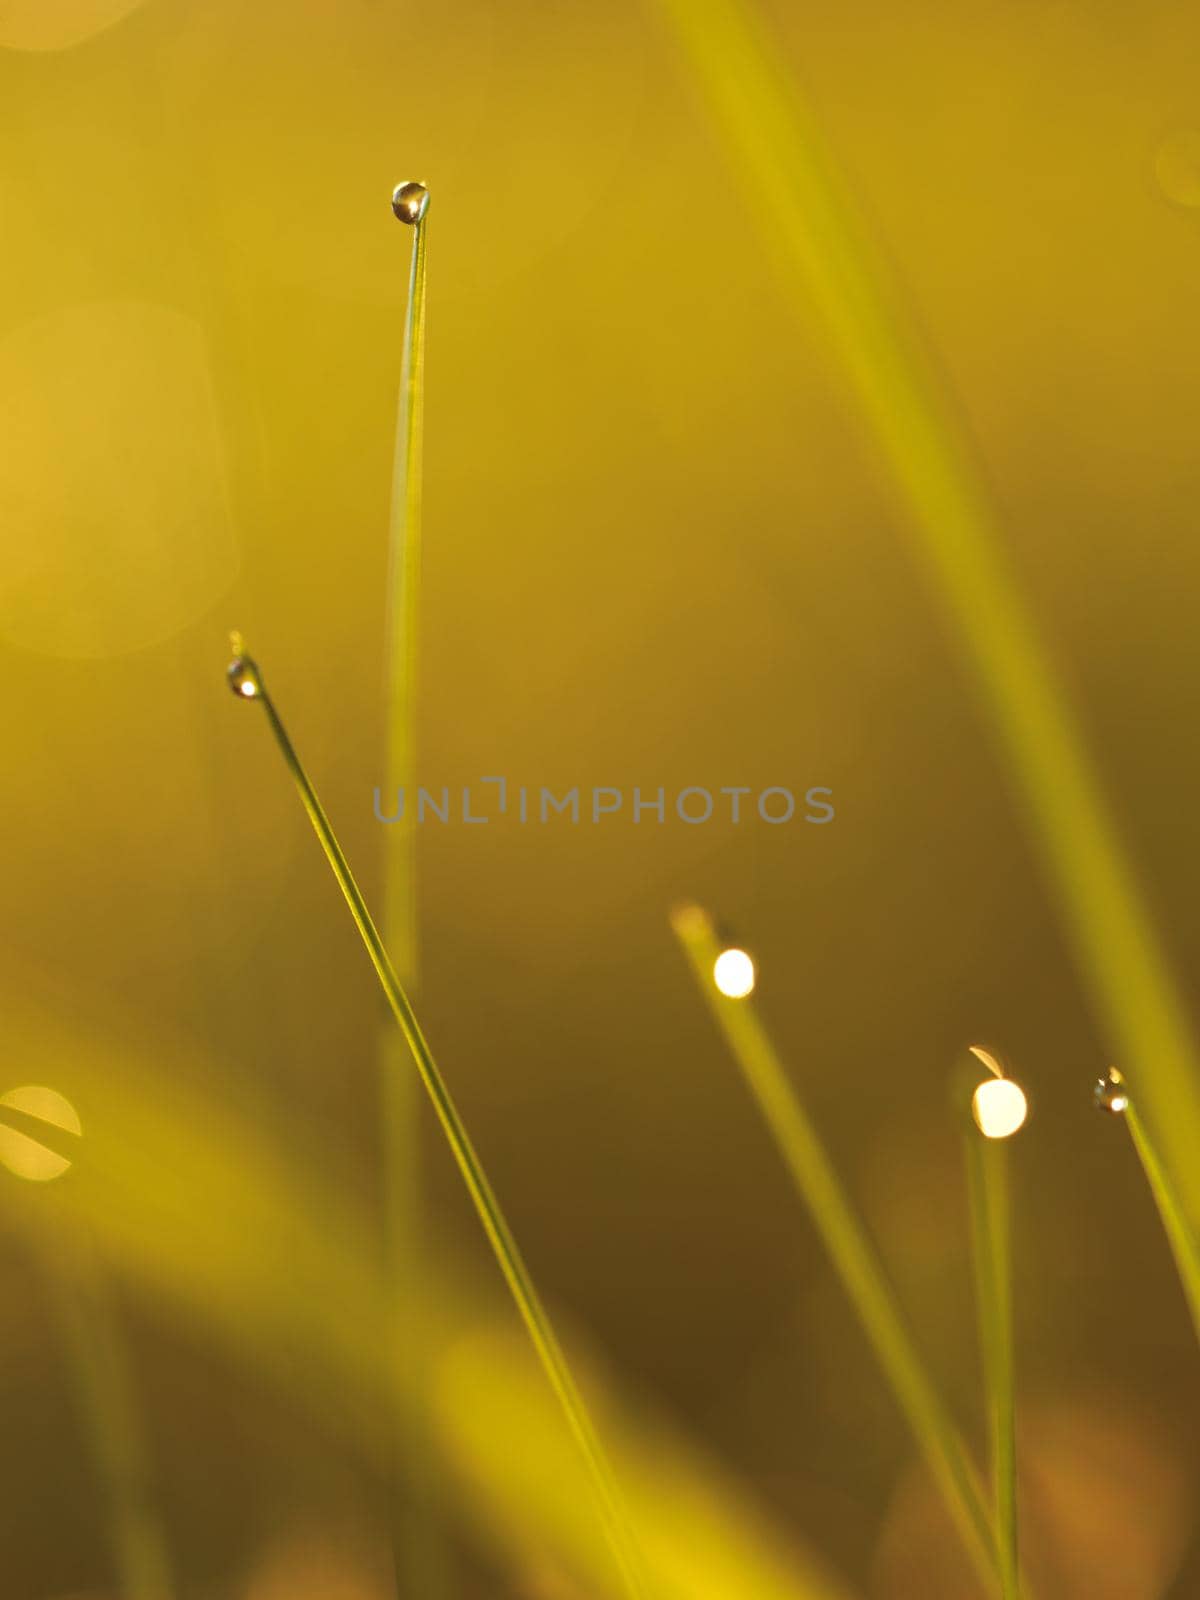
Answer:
[670, 904, 1000, 1594]
[962, 1068, 1019, 1600]
[1, 1093, 174, 1600]
[652, 0, 1200, 1228]
[10, 985, 859, 1600]
[226, 641, 652, 1600]
[1124, 1103, 1200, 1344]
[382, 180, 429, 994]
[434, 1323, 860, 1600]
[380, 180, 447, 1599]
[36, 1208, 175, 1600]
[1098, 1070, 1200, 1345]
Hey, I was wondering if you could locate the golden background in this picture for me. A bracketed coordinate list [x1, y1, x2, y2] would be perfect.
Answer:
[1, 1, 1198, 1596]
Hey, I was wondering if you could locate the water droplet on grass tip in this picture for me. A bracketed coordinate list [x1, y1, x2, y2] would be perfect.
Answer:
[1094, 1068, 1129, 1115]
[392, 181, 430, 224]
[227, 639, 263, 700]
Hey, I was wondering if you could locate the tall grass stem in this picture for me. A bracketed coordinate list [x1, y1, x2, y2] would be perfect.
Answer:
[653, 0, 1200, 1227]
[1121, 1088, 1200, 1345]
[382, 199, 427, 991]
[230, 645, 651, 1600]
[963, 1125, 1019, 1599]
[670, 903, 1000, 1594]
[380, 192, 445, 1598]
[36, 1209, 174, 1600]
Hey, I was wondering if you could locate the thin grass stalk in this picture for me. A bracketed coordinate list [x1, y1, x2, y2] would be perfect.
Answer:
[382, 191, 428, 992]
[37, 1209, 174, 1600]
[652, 0, 1200, 1228]
[1118, 1084, 1200, 1345]
[0, 1104, 173, 1600]
[963, 1129, 1018, 1599]
[9, 1010, 857, 1600]
[670, 904, 1000, 1594]
[228, 644, 651, 1600]
[380, 187, 446, 1598]
[380, 1043, 444, 1598]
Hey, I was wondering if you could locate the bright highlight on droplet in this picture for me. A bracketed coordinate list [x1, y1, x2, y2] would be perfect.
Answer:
[0, 1086, 81, 1182]
[713, 947, 755, 999]
[971, 1077, 1028, 1140]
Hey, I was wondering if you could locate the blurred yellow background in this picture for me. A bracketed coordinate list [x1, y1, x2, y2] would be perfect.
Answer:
[1, 1, 1199, 1596]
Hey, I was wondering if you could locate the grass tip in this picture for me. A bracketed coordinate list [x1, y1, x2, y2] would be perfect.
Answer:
[669, 901, 712, 941]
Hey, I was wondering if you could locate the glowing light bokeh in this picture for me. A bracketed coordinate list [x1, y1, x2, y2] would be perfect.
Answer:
[0, 1085, 82, 1182]
[971, 1078, 1028, 1141]
[713, 948, 755, 999]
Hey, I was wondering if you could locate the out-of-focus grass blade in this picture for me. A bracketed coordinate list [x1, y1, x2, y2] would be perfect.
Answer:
[33, 1208, 175, 1600]
[0, 987, 854, 1600]
[963, 1117, 1019, 1598]
[0, 1100, 174, 1600]
[434, 1325, 857, 1600]
[652, 0, 1200, 1227]
[671, 904, 1000, 1594]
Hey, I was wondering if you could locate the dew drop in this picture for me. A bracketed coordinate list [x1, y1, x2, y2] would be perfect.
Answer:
[227, 637, 263, 700]
[1094, 1068, 1129, 1115]
[392, 181, 430, 225]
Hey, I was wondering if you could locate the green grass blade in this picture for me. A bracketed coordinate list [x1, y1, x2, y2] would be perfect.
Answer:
[963, 1128, 1019, 1599]
[671, 904, 1000, 1593]
[8, 984, 860, 1600]
[1120, 1089, 1200, 1346]
[382, 196, 427, 992]
[380, 189, 447, 1599]
[35, 1209, 175, 1600]
[229, 645, 653, 1600]
[652, 0, 1200, 1229]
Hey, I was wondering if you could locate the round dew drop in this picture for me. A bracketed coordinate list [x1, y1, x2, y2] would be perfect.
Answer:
[1094, 1069, 1129, 1115]
[392, 181, 430, 225]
